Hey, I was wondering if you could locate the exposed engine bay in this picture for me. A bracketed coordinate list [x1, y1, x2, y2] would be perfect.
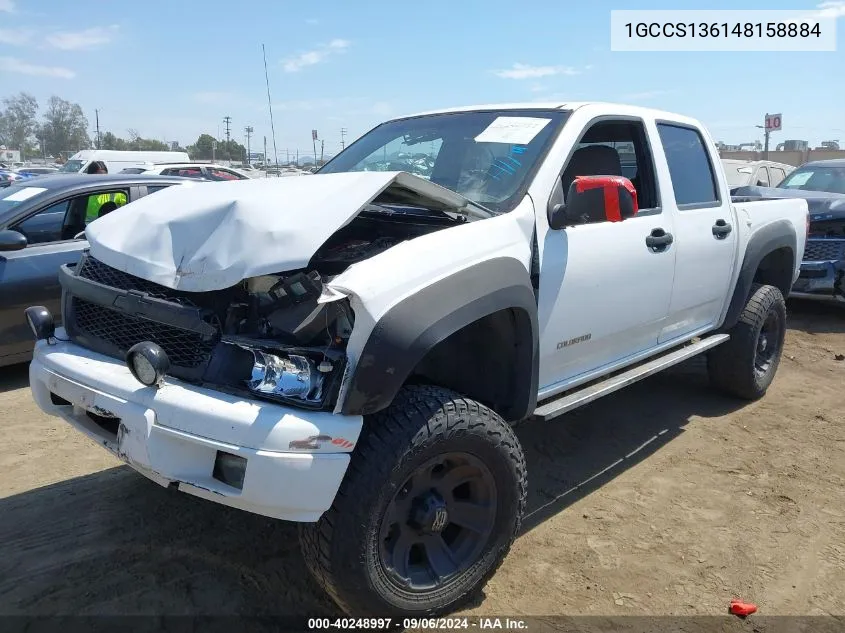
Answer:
[177, 206, 461, 408]
[223, 205, 462, 342]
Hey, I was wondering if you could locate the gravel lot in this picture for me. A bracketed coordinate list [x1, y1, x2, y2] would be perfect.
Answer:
[0, 300, 843, 620]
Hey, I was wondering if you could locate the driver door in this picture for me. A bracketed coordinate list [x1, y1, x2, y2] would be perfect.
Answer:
[537, 116, 677, 390]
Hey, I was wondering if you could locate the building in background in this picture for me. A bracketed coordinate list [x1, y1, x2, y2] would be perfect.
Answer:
[0, 147, 21, 164]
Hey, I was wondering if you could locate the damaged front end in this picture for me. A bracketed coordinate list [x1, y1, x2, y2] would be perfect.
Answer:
[60, 252, 353, 410]
[60, 196, 467, 411]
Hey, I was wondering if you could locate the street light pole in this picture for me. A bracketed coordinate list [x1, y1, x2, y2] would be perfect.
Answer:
[244, 126, 254, 166]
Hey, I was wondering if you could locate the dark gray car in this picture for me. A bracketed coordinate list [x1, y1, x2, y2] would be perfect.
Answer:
[0, 173, 195, 366]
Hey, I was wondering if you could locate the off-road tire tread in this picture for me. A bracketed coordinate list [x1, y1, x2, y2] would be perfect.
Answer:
[707, 283, 786, 400]
[299, 384, 527, 617]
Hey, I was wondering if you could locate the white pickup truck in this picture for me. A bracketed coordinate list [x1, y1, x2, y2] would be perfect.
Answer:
[26, 102, 808, 617]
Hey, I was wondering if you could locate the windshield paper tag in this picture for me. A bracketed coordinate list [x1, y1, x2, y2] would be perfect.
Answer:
[474, 117, 552, 145]
[2, 187, 47, 202]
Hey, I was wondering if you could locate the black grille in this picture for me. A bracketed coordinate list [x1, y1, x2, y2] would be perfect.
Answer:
[71, 298, 215, 368]
[77, 256, 197, 306]
[804, 240, 845, 262]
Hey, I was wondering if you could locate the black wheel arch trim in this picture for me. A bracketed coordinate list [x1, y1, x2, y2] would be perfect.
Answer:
[720, 219, 796, 331]
[339, 256, 539, 421]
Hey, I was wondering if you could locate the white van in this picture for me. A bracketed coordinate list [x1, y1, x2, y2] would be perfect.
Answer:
[58, 150, 191, 175]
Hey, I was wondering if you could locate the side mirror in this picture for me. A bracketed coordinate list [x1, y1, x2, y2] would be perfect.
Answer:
[0, 229, 27, 251]
[547, 175, 639, 230]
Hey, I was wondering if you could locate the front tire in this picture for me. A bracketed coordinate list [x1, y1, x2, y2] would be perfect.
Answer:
[299, 385, 527, 617]
[708, 283, 787, 400]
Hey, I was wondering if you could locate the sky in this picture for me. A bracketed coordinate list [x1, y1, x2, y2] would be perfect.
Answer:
[0, 0, 844, 162]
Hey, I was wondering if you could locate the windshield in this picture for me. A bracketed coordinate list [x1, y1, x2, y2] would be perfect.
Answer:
[59, 160, 86, 173]
[319, 109, 570, 212]
[778, 165, 845, 193]
[723, 165, 753, 187]
[0, 185, 48, 216]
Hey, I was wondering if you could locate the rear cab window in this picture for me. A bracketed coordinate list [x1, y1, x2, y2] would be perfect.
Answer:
[656, 123, 720, 209]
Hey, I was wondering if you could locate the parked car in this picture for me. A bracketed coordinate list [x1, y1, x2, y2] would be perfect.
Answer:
[26, 102, 807, 618]
[722, 158, 795, 193]
[0, 169, 33, 188]
[16, 166, 60, 177]
[119, 162, 250, 181]
[58, 150, 191, 175]
[0, 173, 196, 366]
[733, 158, 845, 303]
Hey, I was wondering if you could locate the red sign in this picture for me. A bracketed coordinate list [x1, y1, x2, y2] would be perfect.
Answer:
[765, 114, 782, 131]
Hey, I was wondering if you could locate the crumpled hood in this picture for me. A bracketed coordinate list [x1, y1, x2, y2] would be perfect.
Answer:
[86, 171, 477, 291]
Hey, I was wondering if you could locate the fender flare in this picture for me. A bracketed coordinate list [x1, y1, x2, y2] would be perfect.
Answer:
[339, 256, 539, 420]
[721, 219, 796, 331]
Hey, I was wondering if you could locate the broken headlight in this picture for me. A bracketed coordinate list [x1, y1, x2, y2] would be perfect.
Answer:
[247, 350, 324, 402]
[230, 346, 343, 409]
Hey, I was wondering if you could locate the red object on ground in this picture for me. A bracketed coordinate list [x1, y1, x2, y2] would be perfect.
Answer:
[729, 599, 758, 616]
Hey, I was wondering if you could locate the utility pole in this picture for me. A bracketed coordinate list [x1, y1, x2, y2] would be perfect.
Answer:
[340, 127, 347, 150]
[223, 115, 232, 146]
[320, 139, 324, 165]
[311, 130, 318, 168]
[244, 126, 253, 166]
[95, 109, 101, 149]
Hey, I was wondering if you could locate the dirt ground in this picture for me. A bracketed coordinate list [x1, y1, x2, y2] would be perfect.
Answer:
[0, 300, 843, 620]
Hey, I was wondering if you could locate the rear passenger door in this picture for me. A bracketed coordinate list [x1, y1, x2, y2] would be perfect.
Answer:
[655, 123, 738, 343]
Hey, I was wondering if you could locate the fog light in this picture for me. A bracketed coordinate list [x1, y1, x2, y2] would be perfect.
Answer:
[212, 451, 246, 490]
[24, 306, 55, 341]
[126, 341, 170, 387]
[247, 351, 323, 401]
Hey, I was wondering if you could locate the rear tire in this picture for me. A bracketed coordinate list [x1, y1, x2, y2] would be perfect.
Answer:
[708, 283, 786, 400]
[299, 385, 527, 617]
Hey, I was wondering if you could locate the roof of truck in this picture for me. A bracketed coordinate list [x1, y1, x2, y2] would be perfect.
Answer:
[393, 102, 699, 124]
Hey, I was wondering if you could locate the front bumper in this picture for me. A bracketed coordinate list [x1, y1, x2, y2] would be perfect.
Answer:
[29, 333, 363, 522]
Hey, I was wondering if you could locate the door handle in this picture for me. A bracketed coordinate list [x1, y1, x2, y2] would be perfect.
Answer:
[712, 219, 732, 239]
[646, 228, 673, 252]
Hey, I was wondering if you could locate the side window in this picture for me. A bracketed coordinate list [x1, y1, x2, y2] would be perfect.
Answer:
[146, 185, 172, 195]
[755, 167, 770, 187]
[656, 123, 719, 207]
[11, 200, 71, 244]
[770, 167, 786, 186]
[163, 167, 203, 178]
[178, 167, 204, 178]
[208, 168, 246, 181]
[82, 189, 129, 225]
[559, 119, 659, 223]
